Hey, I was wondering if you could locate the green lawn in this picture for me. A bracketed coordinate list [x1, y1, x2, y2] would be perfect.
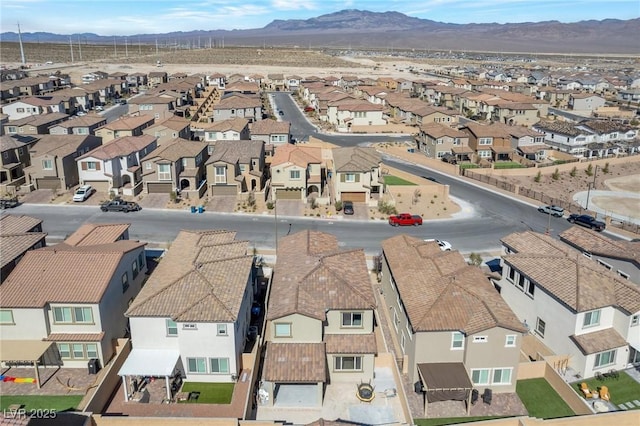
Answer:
[494, 161, 525, 169]
[572, 371, 640, 409]
[384, 175, 416, 185]
[179, 382, 234, 404]
[0, 395, 82, 412]
[415, 416, 505, 426]
[516, 378, 575, 419]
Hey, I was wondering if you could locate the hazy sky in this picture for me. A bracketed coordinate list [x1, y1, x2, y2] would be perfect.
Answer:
[2, 0, 638, 36]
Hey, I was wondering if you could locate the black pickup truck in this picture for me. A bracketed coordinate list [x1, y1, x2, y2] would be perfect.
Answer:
[567, 214, 606, 231]
[0, 197, 19, 209]
[100, 198, 142, 213]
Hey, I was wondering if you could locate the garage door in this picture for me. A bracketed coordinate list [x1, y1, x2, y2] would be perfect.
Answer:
[83, 180, 110, 192]
[147, 182, 172, 193]
[341, 192, 366, 202]
[211, 185, 237, 196]
[277, 189, 302, 200]
[36, 177, 61, 190]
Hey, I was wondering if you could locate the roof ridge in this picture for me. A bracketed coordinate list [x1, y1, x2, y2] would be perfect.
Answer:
[194, 268, 237, 320]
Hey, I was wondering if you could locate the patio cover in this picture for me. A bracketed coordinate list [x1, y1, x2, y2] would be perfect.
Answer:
[417, 362, 473, 403]
[0, 340, 54, 362]
[118, 349, 180, 377]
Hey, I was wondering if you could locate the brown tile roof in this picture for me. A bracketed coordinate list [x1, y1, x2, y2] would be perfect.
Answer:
[213, 94, 261, 110]
[462, 122, 511, 139]
[29, 135, 100, 158]
[324, 333, 376, 354]
[382, 234, 525, 335]
[63, 223, 131, 246]
[419, 122, 467, 138]
[329, 99, 384, 112]
[9, 112, 69, 127]
[271, 144, 322, 168]
[502, 231, 640, 314]
[142, 138, 207, 162]
[333, 147, 381, 172]
[126, 230, 253, 322]
[533, 121, 584, 137]
[0, 214, 42, 235]
[78, 135, 156, 161]
[206, 140, 263, 165]
[250, 119, 290, 135]
[267, 230, 375, 321]
[98, 115, 155, 131]
[0, 240, 145, 308]
[128, 95, 174, 105]
[262, 342, 326, 382]
[0, 134, 38, 152]
[560, 226, 640, 266]
[145, 116, 190, 132]
[51, 115, 106, 129]
[0, 233, 47, 269]
[45, 332, 105, 342]
[195, 117, 249, 132]
[570, 328, 627, 355]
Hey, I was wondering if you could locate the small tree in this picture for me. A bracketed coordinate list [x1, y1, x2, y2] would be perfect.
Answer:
[602, 162, 610, 174]
[247, 191, 256, 207]
[552, 168, 560, 180]
[412, 189, 422, 205]
[335, 200, 343, 211]
[534, 171, 542, 183]
[266, 201, 274, 210]
[468, 252, 483, 267]
[569, 166, 577, 177]
[169, 190, 178, 203]
[585, 164, 593, 176]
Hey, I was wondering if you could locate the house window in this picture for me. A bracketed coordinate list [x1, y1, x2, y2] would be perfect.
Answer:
[471, 369, 490, 385]
[138, 252, 145, 270]
[166, 319, 178, 336]
[274, 323, 291, 337]
[505, 335, 517, 347]
[132, 260, 139, 279]
[187, 357, 207, 374]
[583, 310, 601, 328]
[122, 272, 129, 293]
[290, 170, 301, 180]
[631, 315, 639, 327]
[334, 356, 362, 371]
[145, 162, 152, 170]
[72, 344, 84, 359]
[401, 332, 406, 352]
[393, 310, 399, 331]
[217, 324, 228, 336]
[526, 280, 535, 297]
[86, 343, 98, 359]
[507, 266, 516, 282]
[86, 161, 97, 171]
[7, 126, 17, 134]
[517, 273, 526, 290]
[478, 150, 492, 158]
[215, 166, 226, 183]
[536, 317, 546, 337]
[341, 312, 363, 328]
[183, 323, 197, 330]
[492, 368, 512, 385]
[58, 343, 71, 359]
[594, 349, 616, 368]
[42, 159, 53, 170]
[473, 336, 488, 343]
[451, 332, 464, 350]
[53, 307, 73, 323]
[210, 358, 229, 374]
[597, 259, 612, 270]
[345, 173, 356, 182]
[157, 164, 171, 180]
[16, 108, 25, 113]
[479, 138, 492, 145]
[0, 310, 14, 324]
[73, 307, 93, 323]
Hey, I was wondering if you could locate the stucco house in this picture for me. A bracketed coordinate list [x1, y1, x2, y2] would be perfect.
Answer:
[122, 229, 256, 398]
[127, 94, 176, 121]
[460, 123, 513, 162]
[4, 113, 70, 136]
[1, 97, 66, 121]
[76, 135, 157, 196]
[505, 126, 549, 161]
[260, 230, 377, 407]
[326, 99, 385, 129]
[0, 223, 146, 375]
[379, 235, 526, 414]
[212, 94, 262, 123]
[250, 119, 291, 146]
[270, 144, 324, 201]
[206, 139, 265, 196]
[95, 115, 155, 143]
[0, 214, 46, 284]
[568, 93, 606, 113]
[416, 122, 471, 161]
[0, 134, 38, 194]
[497, 230, 640, 378]
[195, 117, 250, 142]
[48, 115, 107, 136]
[143, 116, 191, 146]
[332, 146, 383, 205]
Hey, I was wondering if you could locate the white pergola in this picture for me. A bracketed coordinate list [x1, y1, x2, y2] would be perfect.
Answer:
[0, 340, 55, 389]
[118, 349, 180, 402]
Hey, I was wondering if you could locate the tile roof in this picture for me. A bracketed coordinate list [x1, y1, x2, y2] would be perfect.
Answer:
[9, 112, 69, 127]
[194, 117, 249, 132]
[569, 328, 628, 355]
[559, 226, 640, 266]
[128, 95, 175, 105]
[29, 135, 100, 158]
[63, 223, 131, 246]
[0, 214, 42, 235]
[382, 234, 525, 335]
[145, 115, 190, 132]
[213, 94, 261, 109]
[50, 115, 106, 129]
[0, 233, 47, 269]
[324, 333, 376, 354]
[126, 230, 253, 322]
[462, 122, 511, 139]
[533, 121, 584, 137]
[333, 147, 381, 172]
[271, 144, 322, 168]
[267, 230, 375, 321]
[418, 122, 468, 138]
[0, 240, 145, 308]
[78, 135, 156, 161]
[45, 332, 105, 342]
[0, 134, 38, 152]
[206, 140, 263, 165]
[502, 231, 640, 314]
[142, 138, 207, 162]
[262, 342, 326, 382]
[249, 119, 290, 135]
[98, 115, 155, 131]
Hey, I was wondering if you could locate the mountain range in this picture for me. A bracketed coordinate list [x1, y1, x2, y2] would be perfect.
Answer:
[1, 9, 639, 54]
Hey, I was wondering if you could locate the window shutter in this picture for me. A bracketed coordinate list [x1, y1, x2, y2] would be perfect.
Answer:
[340, 174, 345, 182]
[81, 162, 87, 170]
[96, 162, 101, 171]
[355, 174, 360, 182]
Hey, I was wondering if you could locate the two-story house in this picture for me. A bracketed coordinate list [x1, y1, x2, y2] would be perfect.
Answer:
[194, 117, 250, 143]
[569, 94, 606, 113]
[127, 94, 176, 121]
[0, 223, 146, 376]
[0, 214, 46, 283]
[416, 122, 471, 161]
[260, 230, 377, 407]
[206, 139, 265, 196]
[505, 126, 549, 161]
[48, 115, 107, 136]
[121, 229, 255, 400]
[0, 134, 38, 193]
[326, 99, 386, 129]
[142, 116, 191, 146]
[249, 119, 291, 146]
[4, 113, 70, 136]
[76, 135, 157, 196]
[460, 123, 513, 162]
[25, 134, 102, 191]
[95, 115, 155, 143]
[1, 97, 65, 121]
[212, 94, 262, 123]
[140, 138, 208, 198]
[497, 230, 640, 378]
[270, 144, 324, 201]
[532, 121, 594, 156]
[380, 235, 526, 415]
[332, 146, 383, 205]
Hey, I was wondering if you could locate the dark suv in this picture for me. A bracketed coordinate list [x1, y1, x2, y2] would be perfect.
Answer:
[343, 201, 354, 215]
[568, 214, 606, 231]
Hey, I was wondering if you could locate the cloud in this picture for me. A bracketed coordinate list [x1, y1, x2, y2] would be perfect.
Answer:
[270, 0, 318, 11]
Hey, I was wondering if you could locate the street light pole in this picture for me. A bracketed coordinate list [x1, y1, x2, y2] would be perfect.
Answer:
[585, 165, 599, 211]
[274, 200, 278, 254]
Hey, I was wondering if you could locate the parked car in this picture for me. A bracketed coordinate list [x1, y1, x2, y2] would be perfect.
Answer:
[76, 111, 87, 116]
[441, 153, 457, 164]
[304, 106, 315, 112]
[538, 205, 565, 217]
[343, 201, 354, 215]
[567, 214, 606, 231]
[0, 196, 19, 209]
[389, 213, 423, 226]
[119, 99, 127, 105]
[95, 105, 104, 112]
[100, 198, 142, 213]
[278, 110, 284, 116]
[73, 185, 94, 202]
[424, 238, 452, 251]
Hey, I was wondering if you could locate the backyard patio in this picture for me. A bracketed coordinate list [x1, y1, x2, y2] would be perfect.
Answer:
[571, 368, 640, 412]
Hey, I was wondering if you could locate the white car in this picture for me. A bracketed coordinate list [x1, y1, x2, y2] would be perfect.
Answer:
[95, 105, 104, 112]
[76, 111, 87, 117]
[424, 238, 452, 251]
[73, 185, 94, 202]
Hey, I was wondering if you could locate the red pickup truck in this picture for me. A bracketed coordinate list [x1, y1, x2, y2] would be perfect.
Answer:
[388, 213, 423, 226]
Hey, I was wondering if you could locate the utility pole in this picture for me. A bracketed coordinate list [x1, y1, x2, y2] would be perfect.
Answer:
[155, 39, 159, 56]
[114, 37, 117, 56]
[17, 22, 26, 65]
[69, 37, 74, 63]
[78, 36, 82, 61]
[125, 38, 128, 57]
[585, 165, 599, 211]
[138, 37, 141, 55]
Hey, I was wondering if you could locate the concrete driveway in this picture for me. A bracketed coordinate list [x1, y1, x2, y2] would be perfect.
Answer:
[137, 193, 169, 209]
[17, 189, 54, 204]
[343, 202, 369, 220]
[275, 200, 303, 216]
[206, 195, 237, 213]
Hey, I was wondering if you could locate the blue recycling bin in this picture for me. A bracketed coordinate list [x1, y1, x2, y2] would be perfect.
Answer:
[190, 206, 197, 213]
[198, 205, 204, 214]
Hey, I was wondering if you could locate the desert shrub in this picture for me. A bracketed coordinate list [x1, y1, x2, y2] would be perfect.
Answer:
[335, 200, 343, 211]
[534, 171, 542, 183]
[469, 252, 483, 266]
[602, 162, 610, 174]
[585, 164, 593, 176]
[266, 201, 274, 210]
[552, 168, 560, 180]
[377, 200, 397, 215]
[570, 166, 577, 177]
